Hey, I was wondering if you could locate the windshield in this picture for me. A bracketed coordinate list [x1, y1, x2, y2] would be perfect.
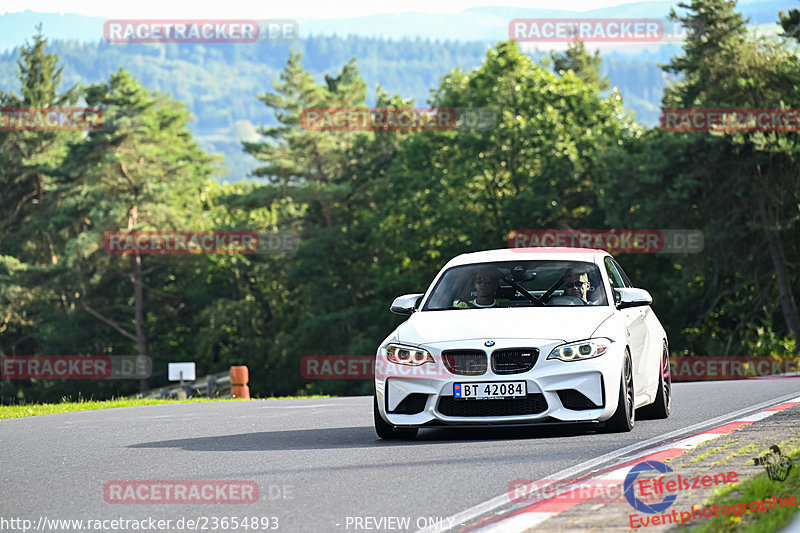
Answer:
[423, 260, 608, 310]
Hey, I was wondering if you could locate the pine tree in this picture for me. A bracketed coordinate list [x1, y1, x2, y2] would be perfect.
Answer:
[550, 40, 610, 91]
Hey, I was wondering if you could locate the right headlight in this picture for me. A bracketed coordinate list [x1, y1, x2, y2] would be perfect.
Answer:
[547, 339, 611, 362]
[386, 344, 435, 366]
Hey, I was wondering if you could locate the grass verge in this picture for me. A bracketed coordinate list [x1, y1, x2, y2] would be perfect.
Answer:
[0, 395, 333, 419]
[681, 443, 799, 533]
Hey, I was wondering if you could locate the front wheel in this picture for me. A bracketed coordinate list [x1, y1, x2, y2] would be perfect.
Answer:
[639, 344, 671, 419]
[604, 351, 635, 433]
[374, 393, 418, 439]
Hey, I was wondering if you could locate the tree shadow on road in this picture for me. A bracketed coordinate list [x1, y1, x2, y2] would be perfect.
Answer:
[128, 423, 604, 452]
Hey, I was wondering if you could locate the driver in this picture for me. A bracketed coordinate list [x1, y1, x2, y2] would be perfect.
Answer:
[562, 268, 590, 302]
[455, 269, 504, 308]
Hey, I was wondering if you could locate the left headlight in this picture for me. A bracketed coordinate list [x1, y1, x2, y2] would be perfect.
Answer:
[386, 344, 435, 366]
[547, 339, 611, 362]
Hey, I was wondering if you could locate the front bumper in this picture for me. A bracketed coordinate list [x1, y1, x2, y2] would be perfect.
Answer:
[375, 338, 622, 427]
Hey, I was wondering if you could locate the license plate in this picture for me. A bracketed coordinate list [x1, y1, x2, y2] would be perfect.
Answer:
[454, 381, 526, 400]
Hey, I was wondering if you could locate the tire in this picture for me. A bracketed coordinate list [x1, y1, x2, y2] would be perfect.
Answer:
[604, 351, 635, 433]
[639, 344, 671, 419]
[373, 393, 418, 439]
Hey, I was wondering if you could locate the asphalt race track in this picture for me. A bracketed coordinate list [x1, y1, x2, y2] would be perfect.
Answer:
[3, 380, 800, 533]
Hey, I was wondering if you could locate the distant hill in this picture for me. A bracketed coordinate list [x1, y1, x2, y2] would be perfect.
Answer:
[0, 36, 500, 181]
[0, 1, 789, 50]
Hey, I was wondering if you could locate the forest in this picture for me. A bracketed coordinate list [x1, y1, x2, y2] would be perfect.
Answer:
[0, 34, 669, 181]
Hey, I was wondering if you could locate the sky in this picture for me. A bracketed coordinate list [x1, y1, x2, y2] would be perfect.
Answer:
[1, 0, 635, 18]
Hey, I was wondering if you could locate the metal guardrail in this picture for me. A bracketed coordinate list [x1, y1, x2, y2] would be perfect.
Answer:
[135, 370, 232, 399]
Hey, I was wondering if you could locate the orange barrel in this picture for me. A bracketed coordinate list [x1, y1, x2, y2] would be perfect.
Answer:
[230, 366, 250, 399]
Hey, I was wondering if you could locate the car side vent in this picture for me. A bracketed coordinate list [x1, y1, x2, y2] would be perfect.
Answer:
[441, 350, 487, 375]
[557, 389, 603, 410]
[491, 348, 539, 374]
[390, 393, 429, 415]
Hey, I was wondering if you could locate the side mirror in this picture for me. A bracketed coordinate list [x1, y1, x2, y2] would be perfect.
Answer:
[390, 293, 424, 315]
[615, 288, 653, 309]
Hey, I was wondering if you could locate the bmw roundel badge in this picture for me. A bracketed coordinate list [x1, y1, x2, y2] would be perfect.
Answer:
[485, 340, 495, 347]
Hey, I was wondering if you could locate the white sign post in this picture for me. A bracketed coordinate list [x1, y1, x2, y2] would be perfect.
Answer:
[168, 362, 196, 400]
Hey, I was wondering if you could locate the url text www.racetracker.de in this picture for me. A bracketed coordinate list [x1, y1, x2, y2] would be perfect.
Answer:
[0, 516, 279, 532]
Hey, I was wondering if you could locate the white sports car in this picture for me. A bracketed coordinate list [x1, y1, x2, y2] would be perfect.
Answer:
[373, 248, 671, 439]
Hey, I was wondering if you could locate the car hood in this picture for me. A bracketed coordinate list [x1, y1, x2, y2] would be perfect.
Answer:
[397, 307, 614, 345]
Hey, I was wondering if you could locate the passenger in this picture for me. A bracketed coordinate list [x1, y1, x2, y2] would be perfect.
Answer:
[456, 269, 504, 308]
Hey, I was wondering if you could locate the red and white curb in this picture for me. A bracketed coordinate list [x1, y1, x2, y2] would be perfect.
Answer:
[472, 395, 800, 533]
